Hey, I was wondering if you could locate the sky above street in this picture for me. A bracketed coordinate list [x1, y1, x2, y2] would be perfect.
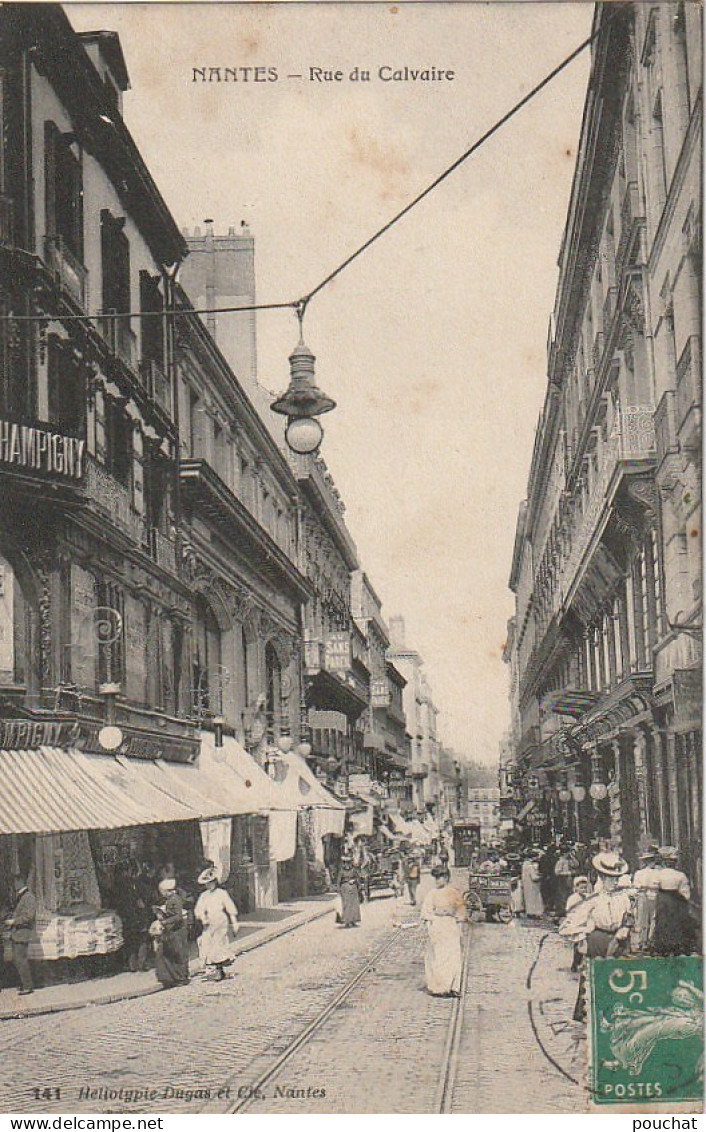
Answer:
[69, 1, 594, 764]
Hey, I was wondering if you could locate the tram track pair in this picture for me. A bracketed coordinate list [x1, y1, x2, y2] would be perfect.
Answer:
[220, 921, 472, 1115]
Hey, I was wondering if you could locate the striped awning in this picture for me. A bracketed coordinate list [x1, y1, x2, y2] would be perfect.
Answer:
[0, 747, 196, 834]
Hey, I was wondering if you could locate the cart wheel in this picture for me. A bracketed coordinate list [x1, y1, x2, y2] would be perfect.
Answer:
[464, 890, 484, 922]
[497, 905, 514, 924]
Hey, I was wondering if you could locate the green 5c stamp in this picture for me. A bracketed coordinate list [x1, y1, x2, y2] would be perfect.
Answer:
[589, 956, 703, 1105]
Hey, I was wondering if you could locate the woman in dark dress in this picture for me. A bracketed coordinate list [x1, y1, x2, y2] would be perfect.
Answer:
[652, 888, 698, 956]
[337, 853, 361, 928]
[153, 877, 189, 988]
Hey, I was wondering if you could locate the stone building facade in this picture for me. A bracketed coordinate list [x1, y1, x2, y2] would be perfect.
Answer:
[507, 3, 701, 895]
[0, 5, 197, 761]
[387, 615, 441, 815]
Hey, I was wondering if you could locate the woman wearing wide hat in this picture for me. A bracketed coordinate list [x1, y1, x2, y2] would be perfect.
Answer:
[568, 851, 633, 1023]
[194, 867, 239, 981]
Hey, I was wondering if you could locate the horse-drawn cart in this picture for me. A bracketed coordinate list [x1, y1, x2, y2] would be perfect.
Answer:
[464, 871, 515, 923]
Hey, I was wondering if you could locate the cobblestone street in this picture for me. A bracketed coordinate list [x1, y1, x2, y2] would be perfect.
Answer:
[0, 878, 586, 1115]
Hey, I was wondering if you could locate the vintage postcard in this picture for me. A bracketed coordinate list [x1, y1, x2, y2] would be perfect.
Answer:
[0, 0, 701, 1118]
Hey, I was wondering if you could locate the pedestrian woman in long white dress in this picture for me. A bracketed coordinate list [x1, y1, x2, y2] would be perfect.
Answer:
[194, 867, 239, 981]
[521, 851, 544, 918]
[420, 866, 466, 997]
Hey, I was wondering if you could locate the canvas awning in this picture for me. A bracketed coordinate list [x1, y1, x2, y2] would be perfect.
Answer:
[198, 732, 295, 812]
[269, 750, 346, 811]
[0, 733, 298, 836]
[388, 812, 413, 837]
[0, 747, 196, 834]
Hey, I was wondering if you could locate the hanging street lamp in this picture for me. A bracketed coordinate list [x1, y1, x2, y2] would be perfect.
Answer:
[271, 302, 336, 454]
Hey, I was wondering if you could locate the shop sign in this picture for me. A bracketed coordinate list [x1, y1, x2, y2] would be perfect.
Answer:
[325, 631, 351, 674]
[0, 719, 82, 749]
[0, 417, 86, 481]
[0, 717, 199, 763]
[349, 772, 372, 795]
[78, 722, 199, 763]
[370, 678, 390, 707]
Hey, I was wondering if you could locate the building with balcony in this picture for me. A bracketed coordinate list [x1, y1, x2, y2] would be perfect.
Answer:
[507, 3, 701, 893]
[292, 452, 368, 787]
[0, 4, 344, 940]
[175, 223, 375, 797]
[350, 571, 411, 806]
[387, 615, 441, 815]
[173, 281, 310, 752]
[0, 4, 196, 752]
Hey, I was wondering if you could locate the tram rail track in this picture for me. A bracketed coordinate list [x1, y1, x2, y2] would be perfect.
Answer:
[217, 919, 473, 1115]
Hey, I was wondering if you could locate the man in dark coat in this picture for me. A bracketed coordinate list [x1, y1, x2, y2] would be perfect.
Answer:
[6, 875, 37, 995]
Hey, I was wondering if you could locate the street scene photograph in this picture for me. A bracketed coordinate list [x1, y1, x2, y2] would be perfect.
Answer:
[0, 0, 702, 1118]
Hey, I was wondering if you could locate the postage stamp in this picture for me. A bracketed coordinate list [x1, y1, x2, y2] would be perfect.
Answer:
[589, 956, 704, 1106]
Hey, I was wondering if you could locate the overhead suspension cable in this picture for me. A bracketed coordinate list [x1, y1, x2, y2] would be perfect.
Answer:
[1, 15, 608, 326]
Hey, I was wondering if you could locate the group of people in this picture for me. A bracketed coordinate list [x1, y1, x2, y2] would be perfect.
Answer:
[1, 863, 242, 996]
[148, 865, 240, 989]
[334, 842, 425, 929]
[510, 841, 590, 919]
[557, 846, 698, 1022]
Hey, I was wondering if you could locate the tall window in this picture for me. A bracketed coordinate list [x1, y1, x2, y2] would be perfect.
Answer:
[189, 388, 200, 457]
[192, 596, 222, 717]
[241, 624, 250, 708]
[143, 446, 170, 534]
[47, 338, 86, 435]
[96, 579, 125, 687]
[139, 271, 164, 369]
[44, 122, 83, 262]
[103, 397, 133, 488]
[0, 292, 31, 418]
[101, 210, 132, 363]
[157, 617, 182, 716]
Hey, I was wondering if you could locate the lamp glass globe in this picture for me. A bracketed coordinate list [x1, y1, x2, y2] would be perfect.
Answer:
[285, 417, 323, 454]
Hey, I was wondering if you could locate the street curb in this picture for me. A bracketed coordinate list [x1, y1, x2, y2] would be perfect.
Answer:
[0, 897, 337, 1022]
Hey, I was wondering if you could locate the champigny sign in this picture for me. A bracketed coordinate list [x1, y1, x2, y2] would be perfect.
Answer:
[0, 418, 86, 481]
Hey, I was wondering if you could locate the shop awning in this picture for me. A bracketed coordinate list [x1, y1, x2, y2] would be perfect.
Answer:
[388, 812, 413, 836]
[0, 747, 196, 834]
[198, 732, 296, 812]
[0, 734, 300, 836]
[118, 756, 252, 820]
[269, 750, 346, 811]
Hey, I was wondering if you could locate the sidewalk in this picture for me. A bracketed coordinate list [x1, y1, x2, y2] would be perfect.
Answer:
[0, 893, 336, 1021]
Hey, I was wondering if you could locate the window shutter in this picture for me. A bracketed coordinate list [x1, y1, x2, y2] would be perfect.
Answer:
[44, 120, 59, 238]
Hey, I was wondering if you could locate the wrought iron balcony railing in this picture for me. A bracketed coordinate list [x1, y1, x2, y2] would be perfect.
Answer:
[555, 405, 655, 611]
